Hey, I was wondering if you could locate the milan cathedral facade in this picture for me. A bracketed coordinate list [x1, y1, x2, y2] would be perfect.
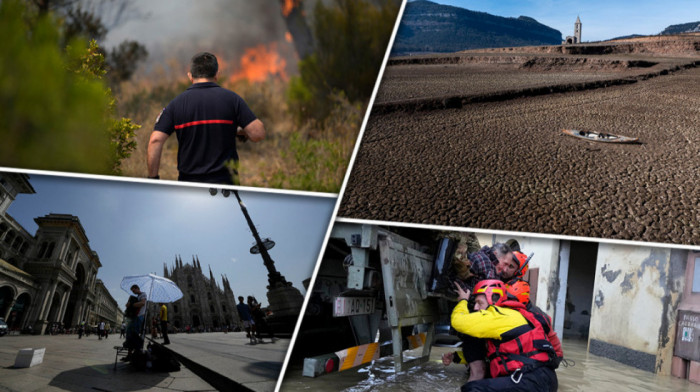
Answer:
[161, 255, 241, 331]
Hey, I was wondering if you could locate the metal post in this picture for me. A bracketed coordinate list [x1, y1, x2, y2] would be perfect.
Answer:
[232, 191, 288, 288]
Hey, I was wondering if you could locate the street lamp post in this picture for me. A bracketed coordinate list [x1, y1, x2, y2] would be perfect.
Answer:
[211, 188, 304, 334]
[231, 190, 289, 289]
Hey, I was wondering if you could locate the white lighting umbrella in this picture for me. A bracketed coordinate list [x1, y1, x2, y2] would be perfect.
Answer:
[120, 274, 183, 303]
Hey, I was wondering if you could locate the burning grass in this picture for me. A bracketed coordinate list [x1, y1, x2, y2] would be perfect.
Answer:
[115, 60, 360, 193]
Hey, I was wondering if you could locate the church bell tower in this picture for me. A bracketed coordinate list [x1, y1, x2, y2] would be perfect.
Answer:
[574, 16, 582, 43]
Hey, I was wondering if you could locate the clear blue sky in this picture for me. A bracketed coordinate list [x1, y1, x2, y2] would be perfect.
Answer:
[422, 0, 700, 41]
[7, 174, 335, 310]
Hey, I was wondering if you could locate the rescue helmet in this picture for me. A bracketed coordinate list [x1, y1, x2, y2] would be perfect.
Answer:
[473, 279, 506, 306]
[506, 280, 531, 305]
[512, 251, 529, 278]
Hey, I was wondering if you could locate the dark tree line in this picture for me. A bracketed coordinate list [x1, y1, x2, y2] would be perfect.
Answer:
[30, 0, 149, 87]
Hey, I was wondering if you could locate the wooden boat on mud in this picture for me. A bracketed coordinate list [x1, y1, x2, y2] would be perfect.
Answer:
[562, 129, 639, 144]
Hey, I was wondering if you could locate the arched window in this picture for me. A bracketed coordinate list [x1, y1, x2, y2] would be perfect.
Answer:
[187, 275, 193, 288]
[11, 237, 22, 250]
[222, 305, 226, 312]
[210, 305, 215, 313]
[4, 230, 15, 245]
[45, 242, 56, 258]
[190, 294, 195, 304]
[207, 292, 212, 300]
[173, 305, 178, 313]
[38, 242, 48, 258]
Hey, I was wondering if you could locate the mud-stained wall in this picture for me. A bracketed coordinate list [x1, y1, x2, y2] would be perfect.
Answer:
[475, 234, 559, 316]
[588, 244, 684, 374]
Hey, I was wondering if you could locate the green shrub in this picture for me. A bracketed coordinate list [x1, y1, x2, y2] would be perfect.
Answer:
[0, 0, 138, 174]
[269, 132, 345, 193]
[287, 0, 400, 121]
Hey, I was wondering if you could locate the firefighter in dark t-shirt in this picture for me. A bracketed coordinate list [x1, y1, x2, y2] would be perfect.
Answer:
[147, 52, 265, 184]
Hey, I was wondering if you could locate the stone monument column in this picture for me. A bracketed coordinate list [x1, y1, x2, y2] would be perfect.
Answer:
[35, 280, 58, 334]
[3, 297, 17, 321]
[56, 289, 70, 325]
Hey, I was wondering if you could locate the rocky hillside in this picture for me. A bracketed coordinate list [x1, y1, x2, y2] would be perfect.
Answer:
[661, 21, 700, 35]
[391, 0, 562, 55]
[614, 21, 700, 39]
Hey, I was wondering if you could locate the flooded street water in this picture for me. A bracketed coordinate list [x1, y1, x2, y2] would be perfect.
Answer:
[557, 340, 700, 392]
[280, 339, 700, 391]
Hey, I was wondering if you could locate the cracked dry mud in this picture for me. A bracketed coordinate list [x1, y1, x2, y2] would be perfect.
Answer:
[376, 54, 671, 104]
[340, 61, 700, 245]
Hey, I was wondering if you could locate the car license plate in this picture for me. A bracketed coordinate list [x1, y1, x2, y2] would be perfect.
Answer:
[333, 297, 376, 317]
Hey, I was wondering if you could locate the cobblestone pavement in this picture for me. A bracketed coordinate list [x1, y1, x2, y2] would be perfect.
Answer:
[0, 332, 289, 392]
[0, 333, 215, 392]
[161, 331, 289, 392]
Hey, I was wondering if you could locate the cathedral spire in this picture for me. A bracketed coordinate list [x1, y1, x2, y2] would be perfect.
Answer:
[209, 265, 215, 286]
[163, 262, 168, 278]
[222, 274, 232, 293]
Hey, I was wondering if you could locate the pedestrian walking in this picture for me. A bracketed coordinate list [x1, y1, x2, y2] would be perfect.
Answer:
[120, 322, 126, 338]
[151, 316, 158, 339]
[160, 303, 170, 345]
[251, 302, 275, 343]
[237, 296, 256, 344]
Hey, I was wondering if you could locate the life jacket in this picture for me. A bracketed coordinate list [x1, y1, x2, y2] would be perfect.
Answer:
[486, 300, 557, 377]
[526, 303, 552, 332]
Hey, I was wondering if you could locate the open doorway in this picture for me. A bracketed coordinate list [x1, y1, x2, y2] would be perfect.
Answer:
[563, 241, 598, 339]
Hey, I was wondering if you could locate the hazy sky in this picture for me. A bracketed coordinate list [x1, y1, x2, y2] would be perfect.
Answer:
[102, 0, 298, 74]
[425, 0, 700, 41]
[7, 174, 335, 310]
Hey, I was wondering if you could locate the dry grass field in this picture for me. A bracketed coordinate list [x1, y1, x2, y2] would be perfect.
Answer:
[339, 36, 700, 245]
[116, 70, 361, 193]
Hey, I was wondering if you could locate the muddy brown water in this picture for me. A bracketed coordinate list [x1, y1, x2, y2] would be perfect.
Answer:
[279, 339, 700, 391]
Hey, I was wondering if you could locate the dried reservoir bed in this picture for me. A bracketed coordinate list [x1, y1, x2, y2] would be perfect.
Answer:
[340, 55, 700, 245]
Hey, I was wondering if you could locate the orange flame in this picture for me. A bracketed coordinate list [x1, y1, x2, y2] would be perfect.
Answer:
[282, 0, 301, 17]
[285, 31, 293, 43]
[230, 43, 288, 83]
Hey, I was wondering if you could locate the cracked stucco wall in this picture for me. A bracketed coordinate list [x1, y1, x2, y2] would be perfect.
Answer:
[589, 244, 684, 374]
